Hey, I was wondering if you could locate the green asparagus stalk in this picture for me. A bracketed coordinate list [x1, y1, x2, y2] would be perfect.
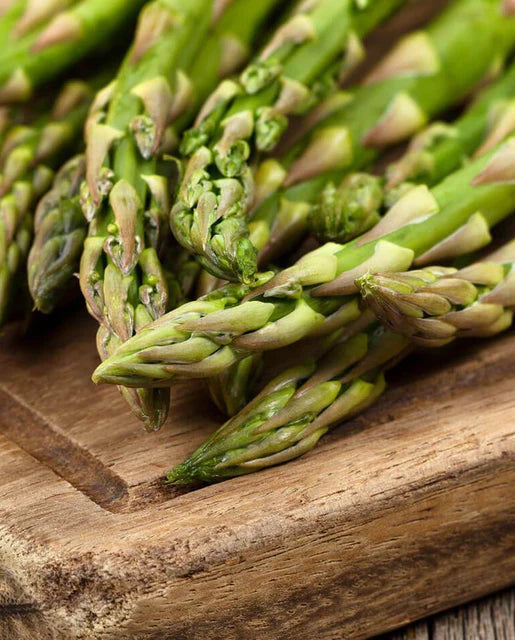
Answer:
[253, 0, 515, 262]
[167, 237, 515, 483]
[80, 0, 284, 430]
[170, 0, 408, 283]
[385, 62, 515, 190]
[0, 0, 145, 105]
[308, 57, 515, 246]
[0, 80, 93, 326]
[169, 328, 409, 483]
[357, 241, 515, 346]
[207, 352, 264, 417]
[92, 137, 515, 388]
[27, 154, 86, 312]
[28, 0, 281, 319]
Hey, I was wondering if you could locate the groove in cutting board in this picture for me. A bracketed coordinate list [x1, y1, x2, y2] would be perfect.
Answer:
[0, 386, 130, 513]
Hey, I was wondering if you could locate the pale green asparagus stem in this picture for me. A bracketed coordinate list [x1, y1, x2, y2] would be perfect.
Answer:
[0, 0, 145, 104]
[385, 61, 515, 189]
[92, 138, 515, 388]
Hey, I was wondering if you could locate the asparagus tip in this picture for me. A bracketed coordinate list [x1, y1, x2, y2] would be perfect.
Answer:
[91, 364, 107, 385]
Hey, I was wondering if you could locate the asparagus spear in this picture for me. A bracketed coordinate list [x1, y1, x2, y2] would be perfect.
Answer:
[0, 80, 93, 326]
[80, 0, 284, 430]
[357, 241, 515, 346]
[0, 0, 145, 105]
[254, 0, 515, 261]
[169, 328, 409, 483]
[168, 238, 515, 483]
[27, 154, 86, 312]
[29, 0, 282, 318]
[92, 138, 515, 388]
[170, 0, 408, 283]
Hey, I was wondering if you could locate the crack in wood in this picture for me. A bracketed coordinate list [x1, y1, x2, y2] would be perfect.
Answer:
[0, 603, 38, 617]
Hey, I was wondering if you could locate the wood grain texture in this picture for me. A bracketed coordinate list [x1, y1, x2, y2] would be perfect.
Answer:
[0, 1, 514, 638]
[382, 589, 515, 640]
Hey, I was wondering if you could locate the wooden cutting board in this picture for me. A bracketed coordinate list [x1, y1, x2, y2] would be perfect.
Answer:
[1, 3, 514, 639]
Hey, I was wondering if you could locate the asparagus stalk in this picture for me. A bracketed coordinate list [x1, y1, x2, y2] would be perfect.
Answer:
[29, 0, 281, 318]
[80, 0, 283, 431]
[92, 138, 515, 388]
[253, 0, 515, 261]
[0, 80, 93, 326]
[357, 241, 515, 346]
[385, 62, 515, 190]
[170, 0, 408, 283]
[0, 0, 145, 105]
[27, 154, 86, 312]
[168, 237, 515, 483]
[207, 352, 264, 417]
[309, 58, 515, 245]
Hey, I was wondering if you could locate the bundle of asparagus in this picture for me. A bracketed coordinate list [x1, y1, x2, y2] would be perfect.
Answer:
[92, 137, 515, 387]
[175, 0, 515, 417]
[167, 236, 515, 483]
[76, 0, 288, 431]
[29, 0, 285, 319]
[2, 0, 515, 489]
